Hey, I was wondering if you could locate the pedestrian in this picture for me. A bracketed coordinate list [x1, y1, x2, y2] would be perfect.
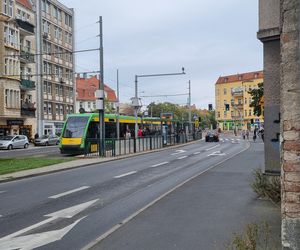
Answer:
[246, 130, 249, 140]
[125, 129, 131, 139]
[253, 126, 258, 142]
[138, 128, 143, 137]
[259, 127, 265, 142]
[242, 130, 246, 140]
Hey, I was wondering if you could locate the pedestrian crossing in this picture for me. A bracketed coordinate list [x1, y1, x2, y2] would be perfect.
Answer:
[219, 138, 242, 143]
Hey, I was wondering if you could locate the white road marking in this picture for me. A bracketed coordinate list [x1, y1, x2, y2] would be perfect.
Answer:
[225, 139, 229, 141]
[205, 144, 220, 151]
[0, 191, 6, 194]
[151, 162, 169, 168]
[0, 215, 2, 218]
[177, 156, 188, 160]
[114, 171, 137, 179]
[49, 186, 90, 199]
[0, 199, 98, 249]
[171, 150, 186, 155]
[193, 152, 200, 155]
[208, 151, 226, 156]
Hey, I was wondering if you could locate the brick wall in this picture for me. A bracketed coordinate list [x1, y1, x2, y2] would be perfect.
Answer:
[281, 0, 300, 248]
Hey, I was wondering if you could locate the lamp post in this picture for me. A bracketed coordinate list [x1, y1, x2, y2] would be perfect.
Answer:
[132, 68, 186, 148]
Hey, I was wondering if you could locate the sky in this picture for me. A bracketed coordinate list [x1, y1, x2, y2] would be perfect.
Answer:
[61, 0, 263, 110]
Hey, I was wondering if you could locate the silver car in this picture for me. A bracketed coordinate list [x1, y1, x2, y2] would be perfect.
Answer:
[34, 135, 60, 146]
[0, 135, 29, 150]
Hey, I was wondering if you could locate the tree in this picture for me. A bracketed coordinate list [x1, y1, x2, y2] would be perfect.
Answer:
[248, 82, 264, 117]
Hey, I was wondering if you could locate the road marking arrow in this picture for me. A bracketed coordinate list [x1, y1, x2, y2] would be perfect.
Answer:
[207, 151, 226, 156]
[171, 149, 186, 155]
[0, 199, 98, 249]
[0, 217, 84, 250]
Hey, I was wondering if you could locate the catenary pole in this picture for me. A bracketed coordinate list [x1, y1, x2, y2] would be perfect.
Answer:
[99, 16, 105, 156]
[116, 69, 120, 139]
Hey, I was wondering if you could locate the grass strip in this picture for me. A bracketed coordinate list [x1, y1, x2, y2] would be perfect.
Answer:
[0, 157, 76, 175]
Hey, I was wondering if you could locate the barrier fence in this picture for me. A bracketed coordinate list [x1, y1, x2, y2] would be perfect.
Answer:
[84, 132, 202, 157]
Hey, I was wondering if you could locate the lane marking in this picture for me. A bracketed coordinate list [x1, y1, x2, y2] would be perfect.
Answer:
[193, 152, 200, 155]
[114, 171, 137, 179]
[49, 186, 90, 199]
[225, 139, 229, 141]
[151, 162, 169, 168]
[177, 156, 188, 160]
[205, 144, 220, 151]
[171, 150, 186, 156]
[0, 191, 6, 194]
[208, 151, 226, 156]
[0, 215, 2, 218]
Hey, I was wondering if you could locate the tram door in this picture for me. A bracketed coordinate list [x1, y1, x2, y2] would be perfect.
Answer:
[162, 125, 168, 145]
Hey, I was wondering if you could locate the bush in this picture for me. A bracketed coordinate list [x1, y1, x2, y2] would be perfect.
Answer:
[251, 169, 281, 204]
[226, 222, 278, 250]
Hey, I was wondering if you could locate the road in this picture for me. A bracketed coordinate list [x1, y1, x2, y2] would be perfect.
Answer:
[0, 135, 248, 249]
[0, 145, 64, 158]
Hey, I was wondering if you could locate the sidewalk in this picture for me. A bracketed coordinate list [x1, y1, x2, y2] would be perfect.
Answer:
[89, 142, 281, 250]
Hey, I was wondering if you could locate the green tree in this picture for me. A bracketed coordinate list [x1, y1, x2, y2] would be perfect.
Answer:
[248, 82, 264, 116]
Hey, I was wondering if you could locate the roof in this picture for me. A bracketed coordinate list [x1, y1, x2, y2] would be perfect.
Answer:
[16, 0, 33, 10]
[216, 71, 264, 84]
[76, 76, 117, 102]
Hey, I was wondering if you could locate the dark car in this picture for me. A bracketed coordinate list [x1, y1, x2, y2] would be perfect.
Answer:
[205, 131, 219, 142]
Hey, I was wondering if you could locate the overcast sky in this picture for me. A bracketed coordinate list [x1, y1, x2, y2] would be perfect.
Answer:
[61, 0, 262, 110]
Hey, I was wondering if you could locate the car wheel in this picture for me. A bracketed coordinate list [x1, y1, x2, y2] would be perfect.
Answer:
[24, 143, 29, 149]
[7, 144, 13, 150]
[45, 142, 49, 146]
[56, 140, 59, 145]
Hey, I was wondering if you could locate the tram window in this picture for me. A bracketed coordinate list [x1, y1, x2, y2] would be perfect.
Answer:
[87, 122, 99, 138]
[63, 116, 88, 138]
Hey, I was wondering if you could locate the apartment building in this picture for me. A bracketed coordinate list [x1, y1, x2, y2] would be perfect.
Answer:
[215, 71, 264, 131]
[76, 74, 117, 113]
[0, 0, 36, 139]
[35, 0, 75, 136]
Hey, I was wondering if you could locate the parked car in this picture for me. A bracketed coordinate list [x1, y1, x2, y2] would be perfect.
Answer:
[0, 135, 29, 150]
[205, 131, 219, 142]
[34, 135, 60, 146]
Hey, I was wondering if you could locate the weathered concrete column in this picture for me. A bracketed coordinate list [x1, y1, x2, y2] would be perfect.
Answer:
[281, 0, 300, 249]
[257, 0, 281, 175]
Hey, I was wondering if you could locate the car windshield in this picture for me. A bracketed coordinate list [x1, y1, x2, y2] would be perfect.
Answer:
[0, 135, 13, 140]
[40, 135, 49, 139]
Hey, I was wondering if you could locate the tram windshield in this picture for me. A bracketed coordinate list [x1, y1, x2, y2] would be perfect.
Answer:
[63, 116, 89, 138]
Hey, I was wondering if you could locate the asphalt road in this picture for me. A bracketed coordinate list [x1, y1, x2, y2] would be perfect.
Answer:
[0, 144, 65, 158]
[0, 135, 249, 249]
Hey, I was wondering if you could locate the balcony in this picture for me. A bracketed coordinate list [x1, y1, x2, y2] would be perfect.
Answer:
[20, 50, 35, 63]
[16, 18, 35, 36]
[21, 102, 36, 117]
[20, 79, 36, 90]
[231, 87, 244, 96]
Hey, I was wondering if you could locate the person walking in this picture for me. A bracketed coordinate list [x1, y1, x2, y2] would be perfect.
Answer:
[253, 126, 258, 142]
[246, 130, 249, 140]
[259, 127, 265, 142]
[242, 130, 246, 140]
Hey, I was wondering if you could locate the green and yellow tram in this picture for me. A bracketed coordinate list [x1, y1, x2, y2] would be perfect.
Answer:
[59, 113, 162, 154]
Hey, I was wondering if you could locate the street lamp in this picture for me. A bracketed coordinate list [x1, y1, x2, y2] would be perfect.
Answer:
[132, 68, 186, 149]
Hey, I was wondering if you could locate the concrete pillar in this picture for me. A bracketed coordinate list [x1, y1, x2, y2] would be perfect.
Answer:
[257, 0, 281, 175]
[281, 1, 300, 249]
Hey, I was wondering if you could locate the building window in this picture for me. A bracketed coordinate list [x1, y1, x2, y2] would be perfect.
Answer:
[55, 84, 59, 95]
[60, 105, 64, 115]
[56, 104, 59, 114]
[245, 110, 247, 117]
[3, 0, 13, 17]
[238, 98, 242, 105]
[249, 109, 252, 116]
[244, 98, 247, 104]
[223, 88, 227, 95]
[44, 102, 47, 114]
[217, 112, 220, 118]
[79, 102, 83, 108]
[48, 103, 52, 114]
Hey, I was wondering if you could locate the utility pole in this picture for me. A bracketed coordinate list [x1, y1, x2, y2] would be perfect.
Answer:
[98, 16, 105, 156]
[188, 80, 192, 133]
[116, 69, 120, 139]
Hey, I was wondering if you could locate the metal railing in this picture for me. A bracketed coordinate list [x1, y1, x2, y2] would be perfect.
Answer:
[84, 132, 202, 157]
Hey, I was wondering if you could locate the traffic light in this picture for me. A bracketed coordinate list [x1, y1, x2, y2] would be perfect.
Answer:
[225, 104, 230, 111]
[208, 104, 213, 111]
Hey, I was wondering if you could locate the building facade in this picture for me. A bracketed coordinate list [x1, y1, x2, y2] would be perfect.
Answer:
[76, 75, 117, 113]
[215, 71, 264, 131]
[35, 0, 75, 136]
[0, 0, 36, 140]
